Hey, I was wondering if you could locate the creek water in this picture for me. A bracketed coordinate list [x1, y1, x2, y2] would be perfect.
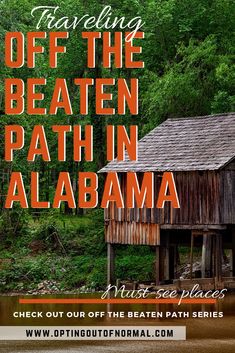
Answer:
[0, 293, 234, 353]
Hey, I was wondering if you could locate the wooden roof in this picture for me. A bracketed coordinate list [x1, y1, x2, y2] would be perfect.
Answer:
[100, 113, 235, 172]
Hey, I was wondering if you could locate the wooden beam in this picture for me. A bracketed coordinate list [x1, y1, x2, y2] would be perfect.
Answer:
[161, 224, 227, 231]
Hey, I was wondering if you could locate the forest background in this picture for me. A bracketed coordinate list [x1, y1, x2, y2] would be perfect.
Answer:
[0, 0, 234, 293]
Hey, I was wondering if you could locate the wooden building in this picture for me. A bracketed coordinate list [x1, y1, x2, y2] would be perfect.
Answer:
[99, 113, 235, 289]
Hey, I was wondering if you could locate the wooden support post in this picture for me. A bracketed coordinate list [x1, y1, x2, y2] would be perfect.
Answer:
[133, 281, 138, 290]
[159, 248, 170, 282]
[159, 246, 165, 282]
[190, 231, 194, 280]
[201, 233, 206, 278]
[211, 234, 215, 279]
[207, 234, 212, 277]
[232, 228, 235, 276]
[165, 233, 170, 280]
[219, 233, 223, 283]
[155, 246, 160, 286]
[107, 243, 115, 286]
[228, 249, 233, 277]
[169, 246, 175, 280]
[173, 245, 179, 278]
[201, 232, 212, 278]
[215, 233, 222, 286]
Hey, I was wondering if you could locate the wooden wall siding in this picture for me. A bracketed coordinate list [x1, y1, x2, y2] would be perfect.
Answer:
[105, 220, 160, 245]
[171, 171, 221, 225]
[105, 169, 235, 229]
[220, 170, 235, 224]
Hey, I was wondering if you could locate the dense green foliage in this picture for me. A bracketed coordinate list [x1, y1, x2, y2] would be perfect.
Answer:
[0, 0, 234, 291]
[0, 210, 156, 292]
